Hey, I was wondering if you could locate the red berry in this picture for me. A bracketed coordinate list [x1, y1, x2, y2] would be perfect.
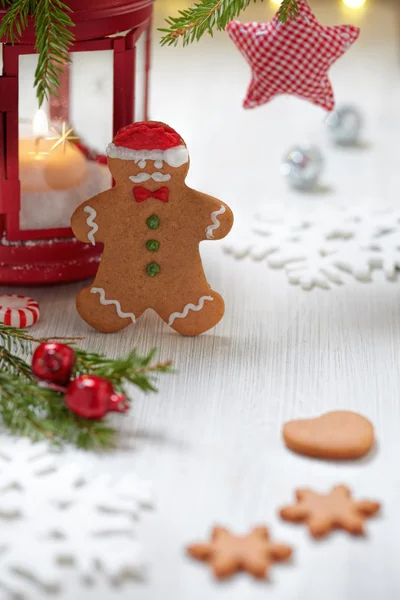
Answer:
[65, 375, 129, 420]
[32, 343, 76, 385]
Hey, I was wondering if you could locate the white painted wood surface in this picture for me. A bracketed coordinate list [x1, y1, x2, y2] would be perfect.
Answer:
[2, 0, 400, 598]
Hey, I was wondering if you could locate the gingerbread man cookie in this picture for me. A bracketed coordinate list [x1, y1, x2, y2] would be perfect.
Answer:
[71, 122, 234, 336]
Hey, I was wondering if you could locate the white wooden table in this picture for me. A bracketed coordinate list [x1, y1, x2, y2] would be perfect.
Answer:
[2, 1, 400, 598]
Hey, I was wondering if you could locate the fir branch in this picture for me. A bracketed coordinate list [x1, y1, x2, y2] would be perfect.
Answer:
[160, 0, 300, 46]
[160, 0, 251, 46]
[0, 347, 33, 379]
[0, 322, 80, 354]
[73, 347, 173, 394]
[0, 0, 35, 43]
[0, 372, 117, 449]
[277, 0, 299, 23]
[0, 0, 75, 107]
[0, 324, 172, 449]
[33, 0, 75, 107]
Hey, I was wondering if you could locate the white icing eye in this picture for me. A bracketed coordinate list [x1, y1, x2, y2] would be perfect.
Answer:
[154, 160, 163, 169]
[138, 159, 146, 168]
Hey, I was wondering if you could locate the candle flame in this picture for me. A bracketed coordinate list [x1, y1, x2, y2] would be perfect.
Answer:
[33, 109, 49, 137]
[342, 0, 366, 7]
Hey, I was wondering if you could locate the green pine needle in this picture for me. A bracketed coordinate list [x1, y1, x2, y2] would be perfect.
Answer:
[0, 0, 34, 44]
[33, 0, 74, 107]
[160, 0, 300, 46]
[277, 0, 299, 22]
[0, 0, 75, 107]
[0, 323, 172, 450]
[0, 372, 117, 449]
[73, 347, 173, 394]
[1, 0, 301, 99]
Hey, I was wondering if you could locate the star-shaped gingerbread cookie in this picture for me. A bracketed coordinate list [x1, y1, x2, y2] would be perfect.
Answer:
[187, 526, 292, 580]
[280, 485, 380, 538]
[227, 0, 360, 111]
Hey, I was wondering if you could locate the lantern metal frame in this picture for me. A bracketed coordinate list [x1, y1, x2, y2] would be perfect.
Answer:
[0, 0, 154, 284]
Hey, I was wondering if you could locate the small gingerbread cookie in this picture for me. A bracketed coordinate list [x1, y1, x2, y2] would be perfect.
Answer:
[283, 410, 374, 460]
[187, 526, 292, 580]
[71, 121, 234, 336]
[280, 485, 380, 538]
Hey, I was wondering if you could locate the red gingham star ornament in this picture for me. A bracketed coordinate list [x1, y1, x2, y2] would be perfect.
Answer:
[226, 0, 360, 111]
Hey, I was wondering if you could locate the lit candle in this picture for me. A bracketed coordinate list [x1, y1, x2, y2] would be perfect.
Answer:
[19, 110, 88, 193]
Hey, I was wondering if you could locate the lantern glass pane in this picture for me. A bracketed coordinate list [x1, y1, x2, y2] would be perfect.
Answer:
[70, 50, 114, 154]
[18, 51, 112, 232]
[135, 30, 147, 122]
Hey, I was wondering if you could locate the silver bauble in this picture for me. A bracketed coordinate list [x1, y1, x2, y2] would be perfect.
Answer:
[281, 144, 323, 191]
[326, 105, 362, 146]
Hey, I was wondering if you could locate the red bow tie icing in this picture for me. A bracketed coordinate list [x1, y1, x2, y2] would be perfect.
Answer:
[133, 186, 169, 203]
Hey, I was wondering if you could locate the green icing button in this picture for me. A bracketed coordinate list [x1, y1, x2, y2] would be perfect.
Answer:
[146, 214, 160, 229]
[146, 262, 160, 277]
[146, 239, 159, 252]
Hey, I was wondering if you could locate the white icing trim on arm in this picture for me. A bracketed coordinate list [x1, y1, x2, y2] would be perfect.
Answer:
[91, 288, 136, 323]
[106, 143, 189, 168]
[205, 205, 226, 239]
[168, 296, 214, 327]
[83, 206, 99, 246]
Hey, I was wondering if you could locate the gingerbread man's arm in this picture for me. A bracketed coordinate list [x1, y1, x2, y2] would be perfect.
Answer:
[191, 190, 234, 241]
[71, 191, 111, 245]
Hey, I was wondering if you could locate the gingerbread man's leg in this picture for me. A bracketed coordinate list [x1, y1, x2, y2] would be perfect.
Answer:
[77, 286, 143, 333]
[156, 290, 225, 336]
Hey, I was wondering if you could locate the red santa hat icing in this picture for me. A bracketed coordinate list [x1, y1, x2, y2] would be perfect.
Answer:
[106, 122, 189, 168]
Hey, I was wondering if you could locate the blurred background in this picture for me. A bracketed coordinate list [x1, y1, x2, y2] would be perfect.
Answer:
[11, 0, 400, 228]
[149, 0, 400, 221]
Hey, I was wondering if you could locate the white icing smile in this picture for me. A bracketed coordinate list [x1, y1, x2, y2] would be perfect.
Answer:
[129, 172, 171, 183]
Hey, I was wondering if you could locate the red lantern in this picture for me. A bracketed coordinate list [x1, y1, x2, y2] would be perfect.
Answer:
[0, 0, 154, 284]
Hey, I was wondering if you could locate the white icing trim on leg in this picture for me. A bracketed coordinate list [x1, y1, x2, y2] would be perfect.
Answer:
[91, 288, 136, 323]
[168, 296, 214, 327]
[83, 206, 99, 246]
[205, 205, 226, 239]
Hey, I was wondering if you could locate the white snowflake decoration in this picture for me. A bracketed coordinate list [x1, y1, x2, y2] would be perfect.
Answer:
[0, 438, 153, 598]
[223, 206, 400, 289]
